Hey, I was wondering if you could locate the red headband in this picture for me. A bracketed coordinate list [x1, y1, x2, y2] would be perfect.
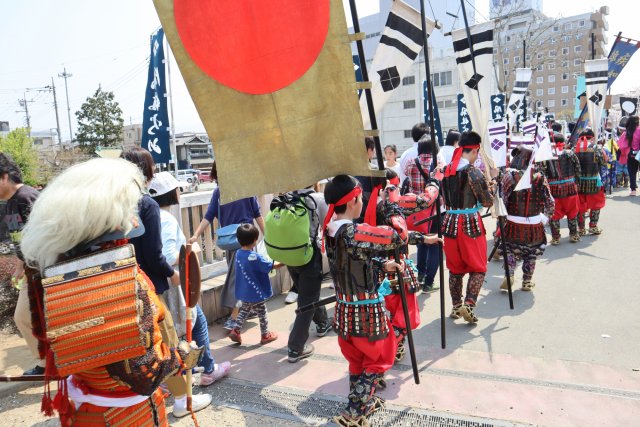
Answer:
[364, 185, 382, 226]
[321, 186, 362, 252]
[444, 145, 480, 177]
[389, 176, 400, 186]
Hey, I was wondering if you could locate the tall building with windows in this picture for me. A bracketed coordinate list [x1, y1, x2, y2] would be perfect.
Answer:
[493, 5, 609, 121]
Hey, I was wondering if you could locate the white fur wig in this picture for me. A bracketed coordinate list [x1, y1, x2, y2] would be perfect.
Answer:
[21, 158, 145, 270]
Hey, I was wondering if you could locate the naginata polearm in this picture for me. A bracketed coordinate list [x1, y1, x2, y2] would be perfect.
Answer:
[498, 114, 515, 309]
[419, 0, 446, 350]
[348, 0, 419, 385]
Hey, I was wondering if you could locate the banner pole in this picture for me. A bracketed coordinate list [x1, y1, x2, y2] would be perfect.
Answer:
[165, 34, 179, 179]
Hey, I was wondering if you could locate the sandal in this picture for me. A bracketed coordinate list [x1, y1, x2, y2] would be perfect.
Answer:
[579, 228, 587, 236]
[459, 304, 478, 323]
[570, 234, 581, 243]
[395, 342, 406, 362]
[500, 276, 514, 291]
[333, 413, 370, 427]
[521, 281, 536, 291]
[365, 395, 385, 416]
[450, 304, 463, 319]
[550, 237, 560, 245]
[588, 226, 602, 235]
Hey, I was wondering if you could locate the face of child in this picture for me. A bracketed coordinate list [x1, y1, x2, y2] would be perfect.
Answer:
[354, 194, 363, 215]
[384, 148, 395, 162]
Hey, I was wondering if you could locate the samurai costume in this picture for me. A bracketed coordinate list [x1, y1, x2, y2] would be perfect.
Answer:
[324, 177, 427, 427]
[542, 141, 581, 244]
[575, 136, 607, 235]
[501, 147, 555, 291]
[441, 134, 495, 323]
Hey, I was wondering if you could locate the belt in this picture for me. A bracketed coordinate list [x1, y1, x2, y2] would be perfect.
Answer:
[337, 295, 385, 305]
[579, 175, 602, 186]
[447, 205, 481, 215]
[548, 178, 574, 185]
[506, 213, 548, 225]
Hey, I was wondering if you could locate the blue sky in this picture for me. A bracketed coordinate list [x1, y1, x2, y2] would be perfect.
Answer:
[0, 0, 636, 140]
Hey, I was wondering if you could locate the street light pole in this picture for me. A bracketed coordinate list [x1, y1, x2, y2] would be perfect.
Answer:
[59, 68, 73, 142]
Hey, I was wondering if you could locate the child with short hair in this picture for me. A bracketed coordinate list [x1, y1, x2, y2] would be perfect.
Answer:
[228, 223, 279, 345]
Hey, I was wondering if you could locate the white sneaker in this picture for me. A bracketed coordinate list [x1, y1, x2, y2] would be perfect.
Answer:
[285, 291, 298, 304]
[173, 394, 212, 418]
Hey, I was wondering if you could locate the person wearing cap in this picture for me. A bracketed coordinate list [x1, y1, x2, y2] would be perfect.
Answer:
[499, 146, 555, 292]
[122, 148, 212, 417]
[441, 131, 498, 323]
[574, 130, 607, 235]
[542, 134, 582, 244]
[323, 175, 440, 427]
[20, 159, 204, 425]
[149, 172, 231, 388]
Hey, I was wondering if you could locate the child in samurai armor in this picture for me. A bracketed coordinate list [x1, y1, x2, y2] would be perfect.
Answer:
[228, 223, 280, 345]
[323, 175, 437, 427]
[542, 135, 582, 244]
[500, 146, 555, 291]
[20, 159, 203, 427]
[575, 130, 607, 235]
[441, 131, 497, 323]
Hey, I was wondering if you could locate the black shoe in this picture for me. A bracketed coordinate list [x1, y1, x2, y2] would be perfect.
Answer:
[316, 322, 332, 337]
[422, 283, 439, 293]
[23, 365, 45, 376]
[288, 344, 314, 363]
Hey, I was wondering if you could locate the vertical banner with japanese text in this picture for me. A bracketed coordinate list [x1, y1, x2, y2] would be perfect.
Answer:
[457, 94, 471, 132]
[491, 94, 506, 121]
[608, 36, 640, 89]
[142, 28, 171, 164]
[423, 80, 443, 145]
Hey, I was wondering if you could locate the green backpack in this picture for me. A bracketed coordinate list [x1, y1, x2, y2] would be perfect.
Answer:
[264, 190, 317, 267]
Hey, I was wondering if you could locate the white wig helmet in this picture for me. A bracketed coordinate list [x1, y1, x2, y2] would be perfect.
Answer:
[21, 158, 145, 270]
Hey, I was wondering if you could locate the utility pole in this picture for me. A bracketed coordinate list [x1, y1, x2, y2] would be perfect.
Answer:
[16, 92, 32, 138]
[47, 77, 63, 145]
[59, 67, 73, 142]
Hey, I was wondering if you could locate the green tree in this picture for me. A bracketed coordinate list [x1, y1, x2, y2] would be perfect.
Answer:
[75, 87, 124, 153]
[0, 128, 39, 185]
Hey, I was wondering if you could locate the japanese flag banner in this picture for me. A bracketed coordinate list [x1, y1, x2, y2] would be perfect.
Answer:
[361, 0, 435, 129]
[506, 68, 532, 130]
[488, 120, 507, 168]
[452, 21, 496, 169]
[584, 59, 608, 141]
[153, 0, 371, 202]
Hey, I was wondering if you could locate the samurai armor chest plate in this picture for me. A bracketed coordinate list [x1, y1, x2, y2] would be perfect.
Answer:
[442, 167, 478, 209]
[576, 150, 599, 176]
[507, 173, 544, 217]
[42, 244, 147, 376]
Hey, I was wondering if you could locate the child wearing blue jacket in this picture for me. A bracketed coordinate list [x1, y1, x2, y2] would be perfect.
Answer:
[228, 223, 281, 345]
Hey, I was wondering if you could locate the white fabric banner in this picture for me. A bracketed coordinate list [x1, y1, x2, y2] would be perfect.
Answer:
[452, 21, 496, 168]
[361, 0, 435, 129]
[506, 68, 533, 129]
[487, 120, 508, 167]
[534, 126, 554, 162]
[584, 58, 608, 141]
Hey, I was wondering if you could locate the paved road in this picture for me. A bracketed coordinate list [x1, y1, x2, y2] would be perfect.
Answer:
[0, 189, 638, 426]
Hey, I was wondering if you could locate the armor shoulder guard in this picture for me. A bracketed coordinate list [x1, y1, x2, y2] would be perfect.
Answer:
[467, 166, 486, 183]
[354, 224, 394, 245]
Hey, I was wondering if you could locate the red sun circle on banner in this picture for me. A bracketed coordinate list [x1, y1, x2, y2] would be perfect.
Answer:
[174, 0, 330, 95]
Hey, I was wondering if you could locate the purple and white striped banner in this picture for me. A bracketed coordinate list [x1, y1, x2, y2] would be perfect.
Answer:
[488, 120, 507, 167]
[521, 120, 537, 135]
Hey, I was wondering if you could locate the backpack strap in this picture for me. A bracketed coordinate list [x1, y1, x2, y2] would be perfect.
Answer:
[414, 157, 430, 181]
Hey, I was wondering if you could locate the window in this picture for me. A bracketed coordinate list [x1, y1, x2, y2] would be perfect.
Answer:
[562, 73, 569, 80]
[504, 47, 510, 53]
[548, 99, 556, 108]
[548, 63, 556, 70]
[574, 46, 582, 53]
[536, 88, 544, 96]
[574, 58, 581, 66]
[536, 64, 543, 71]
[404, 130, 412, 138]
[562, 47, 569, 55]
[563, 35, 570, 43]
[526, 54, 531, 61]
[403, 100, 416, 109]
[536, 76, 544, 84]
[561, 99, 569, 106]
[573, 85, 577, 92]
[514, 55, 520, 63]
[562, 85, 569, 93]
[553, 25, 559, 32]
[576, 33, 583, 40]
[493, 48, 498, 54]
[580, 20, 585, 27]
[537, 53, 544, 60]
[548, 75, 556, 83]
[506, 36, 511, 42]
[550, 37, 557, 44]
[432, 72, 440, 86]
[549, 50, 556, 57]
[439, 71, 452, 86]
[562, 61, 569, 68]
[548, 87, 555, 95]
[564, 23, 572, 31]
[503, 58, 509, 65]
[402, 75, 415, 85]
[504, 70, 509, 76]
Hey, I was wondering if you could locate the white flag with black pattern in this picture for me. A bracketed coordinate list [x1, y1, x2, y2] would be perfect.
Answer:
[452, 21, 495, 167]
[361, 0, 435, 129]
[584, 59, 608, 141]
[506, 68, 532, 129]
